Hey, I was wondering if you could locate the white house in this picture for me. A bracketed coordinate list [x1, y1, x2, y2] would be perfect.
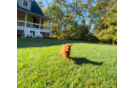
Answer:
[17, 0, 52, 38]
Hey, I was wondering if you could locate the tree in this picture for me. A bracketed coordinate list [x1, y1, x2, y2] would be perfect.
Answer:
[41, 0, 117, 44]
[98, 0, 117, 44]
[37, 0, 45, 10]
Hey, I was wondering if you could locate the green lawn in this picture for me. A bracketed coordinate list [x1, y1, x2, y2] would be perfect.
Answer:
[17, 37, 117, 88]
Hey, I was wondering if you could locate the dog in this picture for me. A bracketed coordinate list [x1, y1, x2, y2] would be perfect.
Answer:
[59, 43, 73, 61]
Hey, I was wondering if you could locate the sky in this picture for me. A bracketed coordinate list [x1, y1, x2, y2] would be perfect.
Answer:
[35, 0, 95, 30]
[35, 0, 53, 8]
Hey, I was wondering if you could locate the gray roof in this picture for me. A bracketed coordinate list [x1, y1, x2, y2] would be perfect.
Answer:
[17, 0, 52, 20]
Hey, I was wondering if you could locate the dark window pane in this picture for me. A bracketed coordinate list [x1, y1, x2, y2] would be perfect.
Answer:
[23, 0, 28, 6]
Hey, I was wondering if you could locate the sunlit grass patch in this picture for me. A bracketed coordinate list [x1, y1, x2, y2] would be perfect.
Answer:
[17, 37, 117, 88]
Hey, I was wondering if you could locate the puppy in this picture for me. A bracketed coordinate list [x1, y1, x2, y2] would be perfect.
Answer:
[59, 43, 73, 61]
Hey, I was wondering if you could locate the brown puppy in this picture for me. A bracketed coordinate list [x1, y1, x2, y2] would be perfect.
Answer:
[59, 43, 73, 61]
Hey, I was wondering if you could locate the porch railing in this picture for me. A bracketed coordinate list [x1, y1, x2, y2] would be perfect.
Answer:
[27, 22, 39, 28]
[17, 20, 51, 31]
[17, 20, 25, 27]
[41, 25, 51, 30]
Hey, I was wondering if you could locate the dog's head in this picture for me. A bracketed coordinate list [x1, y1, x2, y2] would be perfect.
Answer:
[63, 43, 73, 52]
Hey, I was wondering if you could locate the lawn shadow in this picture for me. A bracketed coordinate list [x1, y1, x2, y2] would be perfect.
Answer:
[70, 57, 103, 65]
[17, 36, 114, 48]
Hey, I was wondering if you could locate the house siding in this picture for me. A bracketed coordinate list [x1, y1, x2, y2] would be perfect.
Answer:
[19, 0, 31, 10]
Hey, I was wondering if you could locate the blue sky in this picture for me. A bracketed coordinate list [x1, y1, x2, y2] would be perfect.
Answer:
[35, 0, 95, 29]
[35, 0, 53, 8]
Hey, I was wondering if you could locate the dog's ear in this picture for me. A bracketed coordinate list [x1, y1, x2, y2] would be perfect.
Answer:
[68, 44, 73, 46]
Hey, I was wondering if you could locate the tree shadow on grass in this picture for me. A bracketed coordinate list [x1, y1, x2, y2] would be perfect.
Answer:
[70, 57, 103, 65]
[17, 37, 103, 48]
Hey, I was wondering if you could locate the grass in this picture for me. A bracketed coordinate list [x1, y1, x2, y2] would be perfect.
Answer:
[17, 37, 117, 88]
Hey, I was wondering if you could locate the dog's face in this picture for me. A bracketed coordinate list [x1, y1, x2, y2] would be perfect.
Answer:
[63, 44, 73, 53]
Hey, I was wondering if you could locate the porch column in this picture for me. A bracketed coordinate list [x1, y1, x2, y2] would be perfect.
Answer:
[39, 18, 41, 29]
[24, 13, 27, 29]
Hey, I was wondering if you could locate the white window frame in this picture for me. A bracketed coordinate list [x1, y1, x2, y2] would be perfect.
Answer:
[22, 0, 29, 7]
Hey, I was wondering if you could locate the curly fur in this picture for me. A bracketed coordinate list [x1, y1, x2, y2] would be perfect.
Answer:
[59, 43, 73, 61]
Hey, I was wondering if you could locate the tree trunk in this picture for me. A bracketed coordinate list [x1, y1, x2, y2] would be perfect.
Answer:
[113, 40, 115, 45]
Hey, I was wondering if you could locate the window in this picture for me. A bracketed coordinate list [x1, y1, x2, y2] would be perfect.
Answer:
[23, 0, 28, 7]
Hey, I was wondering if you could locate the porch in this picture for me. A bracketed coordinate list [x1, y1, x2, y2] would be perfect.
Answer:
[17, 9, 52, 38]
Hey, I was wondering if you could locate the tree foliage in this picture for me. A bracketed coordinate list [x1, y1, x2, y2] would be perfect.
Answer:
[40, 0, 117, 44]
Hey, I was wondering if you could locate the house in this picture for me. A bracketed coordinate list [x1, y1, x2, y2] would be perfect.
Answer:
[17, 0, 52, 38]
